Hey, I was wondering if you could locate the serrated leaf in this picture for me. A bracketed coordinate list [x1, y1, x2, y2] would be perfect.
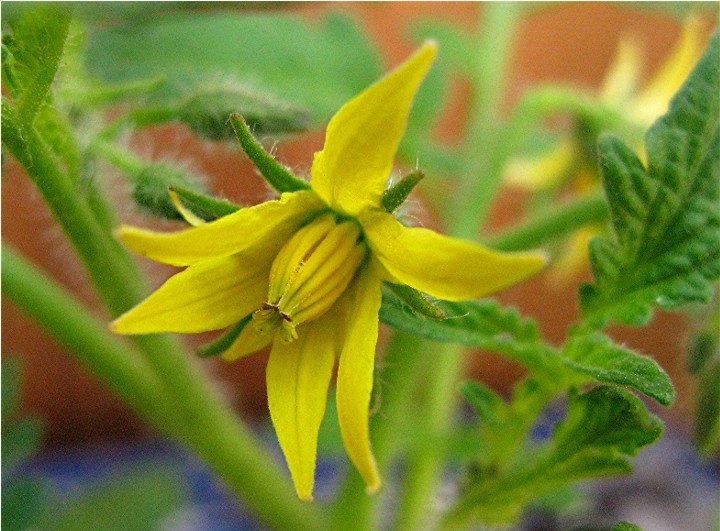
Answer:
[85, 12, 381, 125]
[447, 386, 663, 526]
[580, 32, 720, 327]
[380, 293, 563, 376]
[4, 6, 70, 124]
[562, 333, 674, 405]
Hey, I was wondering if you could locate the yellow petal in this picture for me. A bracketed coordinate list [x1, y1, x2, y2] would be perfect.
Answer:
[504, 140, 576, 190]
[221, 320, 273, 362]
[310, 42, 437, 216]
[599, 35, 642, 105]
[266, 311, 340, 501]
[361, 209, 547, 301]
[336, 261, 383, 493]
[168, 189, 207, 226]
[117, 190, 324, 266]
[111, 253, 270, 334]
[631, 14, 704, 125]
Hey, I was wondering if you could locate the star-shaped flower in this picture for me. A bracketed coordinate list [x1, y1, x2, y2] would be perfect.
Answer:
[111, 42, 546, 501]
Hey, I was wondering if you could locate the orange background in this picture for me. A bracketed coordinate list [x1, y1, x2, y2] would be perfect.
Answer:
[2, 3, 715, 445]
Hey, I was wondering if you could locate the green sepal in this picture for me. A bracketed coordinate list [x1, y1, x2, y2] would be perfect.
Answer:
[381, 169, 425, 212]
[382, 282, 446, 320]
[229, 113, 311, 193]
[169, 186, 241, 221]
[197, 315, 252, 358]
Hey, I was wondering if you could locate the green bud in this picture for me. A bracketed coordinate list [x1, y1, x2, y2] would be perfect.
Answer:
[180, 84, 311, 141]
[131, 163, 208, 221]
[381, 169, 425, 213]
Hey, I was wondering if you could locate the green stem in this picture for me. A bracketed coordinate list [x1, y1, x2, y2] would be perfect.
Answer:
[390, 6, 522, 528]
[4, 102, 326, 529]
[486, 191, 608, 251]
[393, 343, 464, 531]
[2, 246, 173, 433]
[331, 332, 431, 530]
[453, 3, 522, 239]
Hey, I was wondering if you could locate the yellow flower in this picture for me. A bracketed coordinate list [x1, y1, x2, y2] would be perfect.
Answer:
[503, 16, 704, 281]
[110, 42, 546, 501]
[505, 15, 704, 191]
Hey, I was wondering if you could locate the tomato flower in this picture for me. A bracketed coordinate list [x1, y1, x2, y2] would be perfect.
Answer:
[111, 42, 546, 500]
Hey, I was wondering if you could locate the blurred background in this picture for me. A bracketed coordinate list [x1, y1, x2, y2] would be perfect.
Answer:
[2, 2, 719, 529]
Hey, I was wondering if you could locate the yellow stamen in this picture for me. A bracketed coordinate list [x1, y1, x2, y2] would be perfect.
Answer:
[254, 215, 367, 342]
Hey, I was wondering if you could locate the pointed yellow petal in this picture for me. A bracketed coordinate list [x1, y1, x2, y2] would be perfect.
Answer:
[504, 140, 576, 190]
[631, 14, 704, 125]
[221, 321, 273, 362]
[266, 311, 339, 501]
[310, 42, 437, 215]
[361, 210, 547, 301]
[111, 253, 270, 334]
[336, 262, 383, 493]
[168, 189, 207, 226]
[117, 190, 324, 266]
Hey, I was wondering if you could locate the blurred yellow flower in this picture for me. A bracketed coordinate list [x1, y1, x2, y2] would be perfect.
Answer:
[110, 42, 546, 501]
[504, 16, 704, 280]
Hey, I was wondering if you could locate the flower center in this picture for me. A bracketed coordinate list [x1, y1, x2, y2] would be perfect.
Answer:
[253, 213, 366, 343]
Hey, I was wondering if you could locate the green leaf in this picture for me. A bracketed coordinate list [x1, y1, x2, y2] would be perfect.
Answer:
[1, 358, 22, 420]
[1, 416, 44, 472]
[131, 163, 211, 221]
[1, 477, 50, 531]
[85, 12, 381, 125]
[4, 6, 70, 124]
[458, 380, 505, 426]
[612, 522, 642, 531]
[580, 32, 720, 327]
[562, 333, 674, 405]
[41, 465, 186, 531]
[446, 386, 663, 526]
[696, 360, 720, 455]
[380, 294, 563, 376]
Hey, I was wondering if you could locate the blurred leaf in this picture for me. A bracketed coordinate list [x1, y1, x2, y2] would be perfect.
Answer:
[317, 390, 344, 457]
[41, 465, 186, 531]
[1, 358, 22, 420]
[4, 5, 70, 124]
[130, 162, 210, 221]
[1, 416, 44, 472]
[613, 522, 642, 531]
[696, 360, 720, 454]
[1, 476, 50, 531]
[85, 12, 381, 125]
[562, 333, 674, 405]
[580, 32, 720, 328]
[458, 380, 505, 426]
